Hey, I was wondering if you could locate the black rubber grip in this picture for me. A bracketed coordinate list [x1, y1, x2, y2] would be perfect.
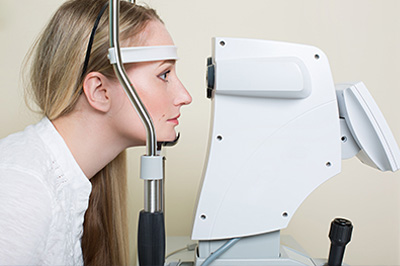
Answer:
[328, 218, 353, 266]
[137, 210, 165, 266]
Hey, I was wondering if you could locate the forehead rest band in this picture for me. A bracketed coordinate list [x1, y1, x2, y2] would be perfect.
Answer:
[108, 45, 178, 64]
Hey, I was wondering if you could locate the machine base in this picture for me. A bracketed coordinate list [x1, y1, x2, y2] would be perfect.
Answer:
[194, 245, 317, 266]
[165, 235, 348, 266]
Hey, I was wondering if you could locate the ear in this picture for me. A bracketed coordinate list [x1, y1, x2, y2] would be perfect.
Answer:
[82, 72, 111, 113]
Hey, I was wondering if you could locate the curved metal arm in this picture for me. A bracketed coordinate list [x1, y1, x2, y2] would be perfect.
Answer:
[110, 0, 163, 214]
[109, 3, 165, 264]
[109, 0, 156, 156]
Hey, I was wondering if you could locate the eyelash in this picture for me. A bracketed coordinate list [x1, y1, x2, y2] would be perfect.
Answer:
[158, 70, 171, 82]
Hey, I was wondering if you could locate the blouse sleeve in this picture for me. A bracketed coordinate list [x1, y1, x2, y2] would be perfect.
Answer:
[0, 167, 53, 265]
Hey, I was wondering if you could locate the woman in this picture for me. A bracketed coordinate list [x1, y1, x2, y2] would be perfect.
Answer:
[0, 0, 192, 265]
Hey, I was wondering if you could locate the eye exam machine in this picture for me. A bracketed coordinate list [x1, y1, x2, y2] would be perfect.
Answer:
[165, 37, 400, 266]
[186, 37, 400, 266]
[107, 1, 400, 266]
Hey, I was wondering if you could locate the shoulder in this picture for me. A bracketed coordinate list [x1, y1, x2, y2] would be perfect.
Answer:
[0, 120, 56, 213]
[0, 119, 54, 176]
[0, 120, 56, 215]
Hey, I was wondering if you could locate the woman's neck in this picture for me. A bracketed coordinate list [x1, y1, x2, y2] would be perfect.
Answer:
[51, 112, 127, 179]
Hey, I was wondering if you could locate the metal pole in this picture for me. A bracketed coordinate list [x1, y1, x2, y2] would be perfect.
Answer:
[109, 0, 156, 156]
[109, 0, 162, 213]
[109, 1, 165, 265]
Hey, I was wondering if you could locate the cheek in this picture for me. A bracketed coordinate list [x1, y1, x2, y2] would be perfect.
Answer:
[126, 69, 175, 139]
[129, 75, 164, 117]
[138, 89, 169, 122]
[140, 92, 176, 140]
[148, 99, 168, 123]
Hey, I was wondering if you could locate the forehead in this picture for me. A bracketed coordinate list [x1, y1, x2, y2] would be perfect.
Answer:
[139, 20, 175, 46]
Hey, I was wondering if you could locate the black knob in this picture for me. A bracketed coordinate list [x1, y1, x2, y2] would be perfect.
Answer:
[207, 56, 213, 66]
[206, 57, 215, 99]
[328, 218, 353, 266]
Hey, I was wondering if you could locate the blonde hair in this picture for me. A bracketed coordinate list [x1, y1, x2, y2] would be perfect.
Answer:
[24, 0, 161, 265]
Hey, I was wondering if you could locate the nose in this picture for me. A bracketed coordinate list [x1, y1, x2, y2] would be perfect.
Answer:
[174, 77, 192, 106]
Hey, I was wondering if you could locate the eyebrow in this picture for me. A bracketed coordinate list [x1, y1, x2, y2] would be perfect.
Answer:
[158, 59, 176, 67]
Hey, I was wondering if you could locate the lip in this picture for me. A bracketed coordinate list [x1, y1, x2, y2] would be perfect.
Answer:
[167, 114, 180, 125]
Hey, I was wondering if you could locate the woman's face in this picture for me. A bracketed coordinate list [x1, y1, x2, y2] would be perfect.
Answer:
[110, 20, 192, 147]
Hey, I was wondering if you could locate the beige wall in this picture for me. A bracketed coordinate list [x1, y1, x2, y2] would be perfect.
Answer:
[1, 1, 399, 265]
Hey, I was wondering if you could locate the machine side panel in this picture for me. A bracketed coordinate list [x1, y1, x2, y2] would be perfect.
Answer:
[192, 37, 341, 240]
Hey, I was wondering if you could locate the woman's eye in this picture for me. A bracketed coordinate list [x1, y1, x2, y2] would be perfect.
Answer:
[158, 70, 171, 82]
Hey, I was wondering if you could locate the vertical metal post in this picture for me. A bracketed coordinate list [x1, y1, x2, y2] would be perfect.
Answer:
[109, 1, 165, 265]
[109, 0, 163, 214]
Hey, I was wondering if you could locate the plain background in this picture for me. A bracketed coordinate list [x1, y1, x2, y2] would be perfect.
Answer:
[1, 0, 399, 265]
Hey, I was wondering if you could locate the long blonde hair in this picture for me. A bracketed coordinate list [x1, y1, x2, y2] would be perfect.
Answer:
[24, 0, 161, 265]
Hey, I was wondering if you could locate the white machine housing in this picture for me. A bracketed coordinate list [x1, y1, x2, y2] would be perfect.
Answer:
[192, 37, 342, 240]
[187, 37, 400, 266]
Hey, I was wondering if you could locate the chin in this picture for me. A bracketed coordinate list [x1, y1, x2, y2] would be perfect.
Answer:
[158, 131, 178, 143]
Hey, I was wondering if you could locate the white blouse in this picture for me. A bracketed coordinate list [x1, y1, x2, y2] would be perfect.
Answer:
[0, 118, 92, 265]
